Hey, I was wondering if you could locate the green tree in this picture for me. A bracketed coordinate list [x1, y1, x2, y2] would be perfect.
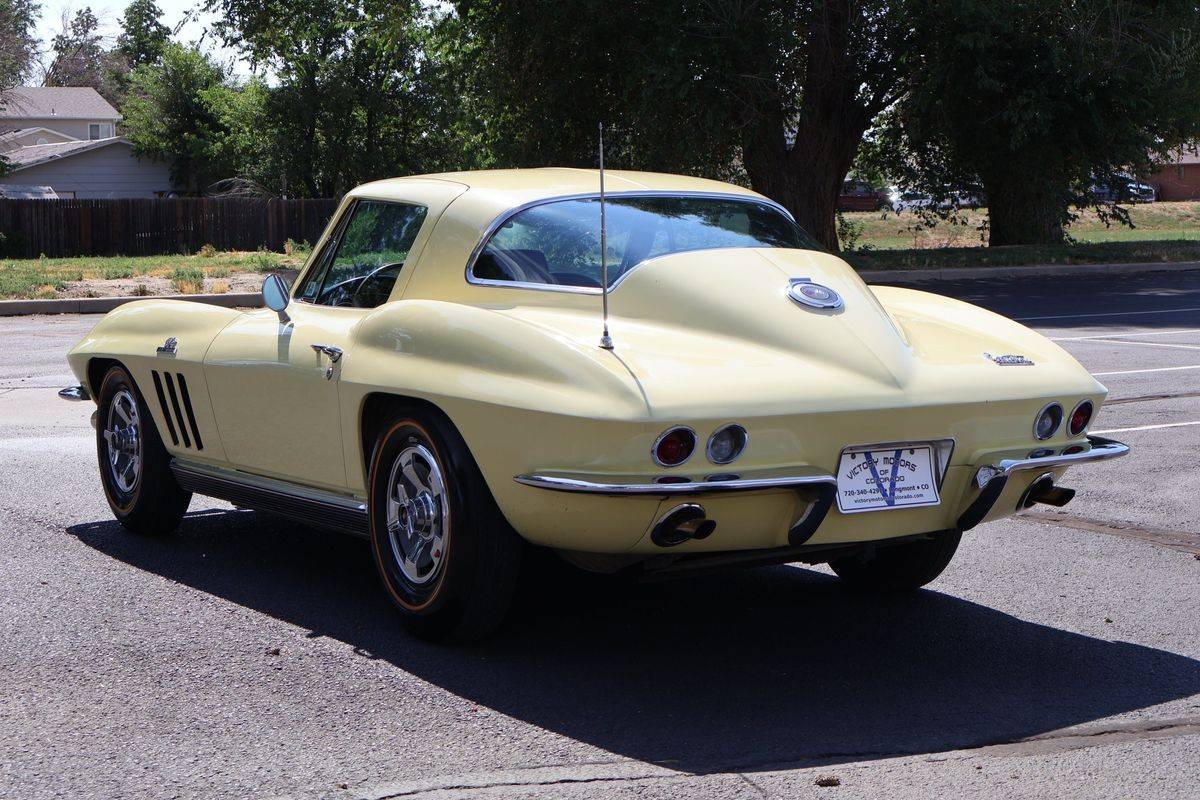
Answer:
[123, 43, 231, 193]
[118, 0, 170, 68]
[45, 6, 127, 104]
[451, 0, 912, 250]
[884, 0, 1200, 246]
[1, 0, 40, 176]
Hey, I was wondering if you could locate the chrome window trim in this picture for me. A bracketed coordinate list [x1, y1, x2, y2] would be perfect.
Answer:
[705, 423, 748, 465]
[1068, 399, 1094, 437]
[1033, 401, 1064, 441]
[464, 191, 805, 295]
[651, 425, 698, 468]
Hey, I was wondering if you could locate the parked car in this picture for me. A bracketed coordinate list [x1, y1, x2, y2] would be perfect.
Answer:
[888, 186, 984, 212]
[1089, 174, 1157, 204]
[62, 169, 1129, 641]
[837, 179, 887, 211]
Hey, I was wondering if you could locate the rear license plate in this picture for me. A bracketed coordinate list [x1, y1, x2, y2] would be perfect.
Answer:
[836, 444, 941, 514]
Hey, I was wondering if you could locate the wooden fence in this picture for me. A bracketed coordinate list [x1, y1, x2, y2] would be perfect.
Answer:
[0, 198, 339, 258]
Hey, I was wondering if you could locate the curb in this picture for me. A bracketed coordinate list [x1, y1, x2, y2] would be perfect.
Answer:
[0, 292, 263, 317]
[1, 259, 1197, 315]
[859, 260, 1200, 284]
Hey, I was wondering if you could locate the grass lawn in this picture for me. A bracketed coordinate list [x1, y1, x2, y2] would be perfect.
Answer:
[0, 250, 306, 300]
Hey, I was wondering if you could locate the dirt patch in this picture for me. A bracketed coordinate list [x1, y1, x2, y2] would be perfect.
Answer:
[54, 272, 266, 299]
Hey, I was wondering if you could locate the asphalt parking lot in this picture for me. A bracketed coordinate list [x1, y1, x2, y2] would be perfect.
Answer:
[1, 270, 1198, 799]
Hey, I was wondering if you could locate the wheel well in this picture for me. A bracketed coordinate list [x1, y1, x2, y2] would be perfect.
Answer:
[86, 357, 121, 398]
[359, 392, 457, 480]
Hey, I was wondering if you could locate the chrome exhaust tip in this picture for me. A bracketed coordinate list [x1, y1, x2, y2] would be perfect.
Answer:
[1019, 473, 1076, 510]
[651, 503, 717, 547]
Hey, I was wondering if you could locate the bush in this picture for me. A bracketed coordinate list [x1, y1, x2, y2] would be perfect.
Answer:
[209, 267, 230, 279]
[198, 243, 218, 258]
[171, 265, 205, 294]
[246, 249, 280, 272]
[284, 238, 312, 257]
[100, 265, 135, 280]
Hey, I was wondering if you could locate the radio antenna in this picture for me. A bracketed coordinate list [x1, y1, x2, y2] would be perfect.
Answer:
[598, 122, 614, 350]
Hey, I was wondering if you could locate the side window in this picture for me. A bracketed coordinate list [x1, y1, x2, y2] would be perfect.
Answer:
[88, 124, 101, 140]
[297, 200, 428, 308]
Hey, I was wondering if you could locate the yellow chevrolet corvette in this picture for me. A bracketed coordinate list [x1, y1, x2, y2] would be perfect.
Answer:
[63, 169, 1128, 640]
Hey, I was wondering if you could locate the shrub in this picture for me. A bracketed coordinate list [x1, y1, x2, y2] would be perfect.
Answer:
[284, 238, 312, 257]
[171, 265, 205, 294]
[209, 267, 230, 279]
[209, 279, 230, 294]
[246, 249, 280, 272]
[100, 265, 135, 280]
[198, 243, 218, 258]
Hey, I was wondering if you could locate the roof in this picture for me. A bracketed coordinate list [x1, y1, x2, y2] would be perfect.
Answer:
[0, 184, 58, 198]
[1166, 145, 1200, 166]
[353, 168, 762, 202]
[3, 137, 132, 171]
[0, 87, 121, 121]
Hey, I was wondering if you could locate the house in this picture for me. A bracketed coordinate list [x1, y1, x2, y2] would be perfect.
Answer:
[0, 87, 176, 199]
[1149, 144, 1200, 201]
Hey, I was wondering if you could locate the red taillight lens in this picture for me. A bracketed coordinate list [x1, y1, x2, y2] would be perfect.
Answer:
[1068, 400, 1093, 436]
[653, 427, 696, 467]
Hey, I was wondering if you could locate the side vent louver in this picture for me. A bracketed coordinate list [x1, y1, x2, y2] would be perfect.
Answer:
[151, 370, 203, 450]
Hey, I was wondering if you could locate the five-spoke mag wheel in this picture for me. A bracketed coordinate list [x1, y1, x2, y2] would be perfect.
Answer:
[385, 443, 450, 586]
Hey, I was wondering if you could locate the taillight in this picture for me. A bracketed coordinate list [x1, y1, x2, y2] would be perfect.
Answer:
[1068, 400, 1093, 436]
[653, 427, 696, 467]
[1034, 403, 1063, 440]
[706, 424, 748, 464]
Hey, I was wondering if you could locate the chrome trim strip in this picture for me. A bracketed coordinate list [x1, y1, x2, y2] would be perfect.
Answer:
[995, 435, 1129, 475]
[59, 385, 90, 401]
[464, 191, 803, 295]
[513, 472, 837, 496]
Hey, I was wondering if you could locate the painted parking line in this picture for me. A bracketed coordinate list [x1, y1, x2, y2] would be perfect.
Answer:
[1092, 421, 1200, 434]
[1015, 306, 1200, 321]
[1099, 339, 1200, 351]
[1092, 364, 1200, 376]
[1052, 328, 1200, 341]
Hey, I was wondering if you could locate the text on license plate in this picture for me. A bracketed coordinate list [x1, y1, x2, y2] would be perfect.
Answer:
[836, 445, 941, 514]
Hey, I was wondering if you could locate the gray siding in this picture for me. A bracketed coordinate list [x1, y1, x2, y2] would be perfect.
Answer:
[0, 142, 176, 199]
[0, 118, 104, 140]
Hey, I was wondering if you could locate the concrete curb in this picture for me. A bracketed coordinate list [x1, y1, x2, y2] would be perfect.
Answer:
[1, 259, 1197, 315]
[0, 292, 263, 317]
[859, 260, 1200, 284]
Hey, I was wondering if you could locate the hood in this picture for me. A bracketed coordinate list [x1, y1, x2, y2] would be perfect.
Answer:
[495, 248, 1101, 418]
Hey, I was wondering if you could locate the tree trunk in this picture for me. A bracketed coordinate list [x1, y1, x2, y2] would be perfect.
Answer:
[985, 172, 1067, 246]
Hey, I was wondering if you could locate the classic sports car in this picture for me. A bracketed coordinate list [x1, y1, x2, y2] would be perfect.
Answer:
[63, 169, 1129, 640]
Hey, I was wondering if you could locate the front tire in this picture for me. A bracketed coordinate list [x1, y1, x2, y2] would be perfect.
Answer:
[367, 409, 522, 642]
[829, 530, 961, 591]
[95, 365, 191, 535]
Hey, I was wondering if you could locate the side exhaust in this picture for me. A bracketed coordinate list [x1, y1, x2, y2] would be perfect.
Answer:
[651, 503, 717, 547]
[1019, 473, 1076, 510]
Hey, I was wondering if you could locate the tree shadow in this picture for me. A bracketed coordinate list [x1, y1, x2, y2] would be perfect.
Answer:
[69, 507, 1200, 773]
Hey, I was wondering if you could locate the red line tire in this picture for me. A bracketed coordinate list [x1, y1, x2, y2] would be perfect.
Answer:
[95, 364, 191, 535]
[367, 407, 522, 642]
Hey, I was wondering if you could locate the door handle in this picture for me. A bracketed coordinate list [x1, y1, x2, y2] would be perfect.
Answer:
[311, 344, 343, 363]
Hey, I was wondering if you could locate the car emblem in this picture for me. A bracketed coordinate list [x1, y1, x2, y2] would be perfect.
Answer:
[983, 352, 1034, 366]
[787, 278, 843, 310]
[157, 337, 178, 355]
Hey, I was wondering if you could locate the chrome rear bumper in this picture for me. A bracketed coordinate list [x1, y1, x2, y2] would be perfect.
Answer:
[59, 385, 90, 401]
[513, 472, 836, 496]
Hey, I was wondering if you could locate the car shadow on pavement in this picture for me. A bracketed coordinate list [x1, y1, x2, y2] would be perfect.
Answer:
[70, 507, 1200, 774]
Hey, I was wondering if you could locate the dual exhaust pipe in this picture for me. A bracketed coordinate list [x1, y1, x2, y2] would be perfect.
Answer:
[652, 503, 716, 547]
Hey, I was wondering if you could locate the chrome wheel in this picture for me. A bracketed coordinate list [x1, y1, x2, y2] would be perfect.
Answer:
[103, 388, 142, 495]
[385, 443, 450, 585]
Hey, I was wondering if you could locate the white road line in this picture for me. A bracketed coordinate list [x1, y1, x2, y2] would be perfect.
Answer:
[1093, 364, 1200, 376]
[1092, 421, 1200, 434]
[1100, 339, 1200, 351]
[1052, 328, 1200, 341]
[1016, 306, 1200, 321]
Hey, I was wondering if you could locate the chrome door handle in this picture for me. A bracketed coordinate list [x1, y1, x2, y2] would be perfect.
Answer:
[311, 344, 343, 363]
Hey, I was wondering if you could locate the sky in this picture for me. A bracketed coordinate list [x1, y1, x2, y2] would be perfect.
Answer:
[33, 0, 252, 79]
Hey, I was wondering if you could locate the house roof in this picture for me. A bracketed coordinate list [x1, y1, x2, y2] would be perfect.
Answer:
[0, 87, 121, 121]
[3, 137, 132, 170]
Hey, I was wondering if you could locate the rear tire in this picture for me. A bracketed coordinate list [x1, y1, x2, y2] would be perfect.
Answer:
[95, 365, 191, 535]
[829, 530, 961, 591]
[367, 408, 522, 642]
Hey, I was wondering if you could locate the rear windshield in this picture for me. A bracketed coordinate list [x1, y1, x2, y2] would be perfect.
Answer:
[471, 195, 817, 289]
